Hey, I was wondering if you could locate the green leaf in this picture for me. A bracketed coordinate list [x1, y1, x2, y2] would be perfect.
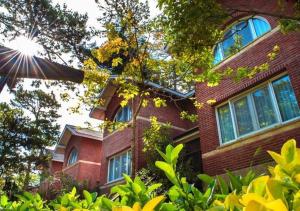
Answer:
[71, 187, 77, 197]
[226, 170, 242, 192]
[145, 183, 162, 195]
[83, 190, 92, 205]
[171, 144, 183, 166]
[0, 195, 8, 207]
[281, 139, 296, 163]
[168, 186, 180, 201]
[155, 161, 179, 186]
[217, 176, 229, 195]
[198, 174, 214, 184]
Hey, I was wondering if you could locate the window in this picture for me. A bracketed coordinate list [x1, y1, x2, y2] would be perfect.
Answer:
[108, 151, 131, 182]
[216, 75, 300, 144]
[214, 17, 271, 64]
[67, 148, 78, 166]
[114, 106, 132, 122]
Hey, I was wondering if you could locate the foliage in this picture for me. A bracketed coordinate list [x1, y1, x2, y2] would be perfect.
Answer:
[0, 84, 61, 192]
[0, 0, 92, 62]
[0, 139, 300, 210]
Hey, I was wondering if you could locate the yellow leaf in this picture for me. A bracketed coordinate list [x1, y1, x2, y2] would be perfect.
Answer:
[240, 193, 266, 206]
[142, 196, 165, 211]
[132, 202, 142, 211]
[265, 199, 288, 211]
[294, 174, 300, 184]
[113, 206, 133, 211]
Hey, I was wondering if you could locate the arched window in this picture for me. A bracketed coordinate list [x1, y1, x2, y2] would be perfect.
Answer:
[214, 17, 271, 64]
[114, 106, 132, 122]
[67, 148, 78, 166]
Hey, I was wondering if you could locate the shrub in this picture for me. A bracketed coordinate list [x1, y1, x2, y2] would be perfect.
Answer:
[0, 139, 299, 210]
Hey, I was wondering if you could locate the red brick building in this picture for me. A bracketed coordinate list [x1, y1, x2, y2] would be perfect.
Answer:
[49, 0, 300, 192]
[197, 0, 300, 176]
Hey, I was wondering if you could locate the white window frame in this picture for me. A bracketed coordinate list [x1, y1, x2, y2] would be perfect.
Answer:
[114, 106, 132, 122]
[216, 73, 300, 145]
[107, 150, 132, 183]
[214, 16, 271, 64]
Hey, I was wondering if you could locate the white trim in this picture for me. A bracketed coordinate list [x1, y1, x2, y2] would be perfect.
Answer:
[107, 150, 131, 183]
[216, 74, 300, 145]
[173, 130, 199, 143]
[62, 160, 101, 172]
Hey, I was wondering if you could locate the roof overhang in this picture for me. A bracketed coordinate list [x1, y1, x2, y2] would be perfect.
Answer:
[89, 76, 195, 120]
[173, 127, 199, 144]
[56, 124, 103, 148]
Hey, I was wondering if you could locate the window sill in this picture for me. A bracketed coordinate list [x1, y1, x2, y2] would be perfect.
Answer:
[219, 116, 300, 149]
[105, 178, 125, 186]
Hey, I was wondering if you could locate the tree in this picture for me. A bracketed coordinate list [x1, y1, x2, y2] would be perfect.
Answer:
[0, 84, 61, 192]
[0, 0, 92, 63]
[0, 103, 28, 181]
[11, 85, 61, 189]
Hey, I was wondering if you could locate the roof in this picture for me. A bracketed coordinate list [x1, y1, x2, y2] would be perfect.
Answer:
[0, 46, 84, 93]
[89, 76, 195, 119]
[56, 124, 103, 149]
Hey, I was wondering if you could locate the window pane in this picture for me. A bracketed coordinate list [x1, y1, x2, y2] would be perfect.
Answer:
[234, 97, 254, 136]
[115, 106, 132, 122]
[109, 158, 114, 182]
[222, 30, 235, 57]
[114, 156, 121, 180]
[217, 104, 235, 143]
[252, 86, 277, 128]
[213, 45, 222, 64]
[121, 154, 128, 176]
[236, 21, 254, 46]
[253, 18, 271, 37]
[127, 152, 132, 175]
[272, 76, 300, 121]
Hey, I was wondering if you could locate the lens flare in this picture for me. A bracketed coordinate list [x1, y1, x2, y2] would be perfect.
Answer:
[9, 36, 41, 56]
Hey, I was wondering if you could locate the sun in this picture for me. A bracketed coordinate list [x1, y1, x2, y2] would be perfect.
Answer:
[8, 36, 42, 56]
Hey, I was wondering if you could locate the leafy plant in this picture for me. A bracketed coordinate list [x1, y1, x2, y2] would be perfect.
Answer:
[1, 139, 300, 211]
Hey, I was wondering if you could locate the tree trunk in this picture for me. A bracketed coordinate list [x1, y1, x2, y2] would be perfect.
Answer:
[23, 160, 32, 190]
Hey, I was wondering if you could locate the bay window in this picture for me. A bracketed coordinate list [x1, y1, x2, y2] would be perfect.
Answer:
[216, 75, 300, 144]
[108, 151, 131, 182]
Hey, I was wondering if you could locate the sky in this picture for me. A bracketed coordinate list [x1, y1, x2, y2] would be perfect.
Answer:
[0, 0, 160, 132]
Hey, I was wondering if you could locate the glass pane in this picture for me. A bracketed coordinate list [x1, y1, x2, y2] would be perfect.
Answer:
[121, 154, 128, 176]
[253, 18, 271, 37]
[272, 76, 300, 121]
[213, 45, 222, 64]
[234, 97, 254, 136]
[127, 152, 132, 175]
[222, 30, 235, 58]
[109, 158, 114, 182]
[114, 156, 121, 180]
[217, 104, 235, 143]
[236, 21, 254, 46]
[115, 106, 132, 122]
[252, 86, 277, 128]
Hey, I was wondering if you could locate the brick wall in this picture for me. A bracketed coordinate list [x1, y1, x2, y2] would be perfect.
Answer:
[196, 1, 300, 176]
[50, 161, 63, 174]
[63, 136, 102, 189]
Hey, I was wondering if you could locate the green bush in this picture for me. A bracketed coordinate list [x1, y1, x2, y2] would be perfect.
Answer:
[0, 139, 299, 210]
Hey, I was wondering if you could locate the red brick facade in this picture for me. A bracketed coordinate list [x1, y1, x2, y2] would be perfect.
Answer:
[196, 0, 300, 176]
